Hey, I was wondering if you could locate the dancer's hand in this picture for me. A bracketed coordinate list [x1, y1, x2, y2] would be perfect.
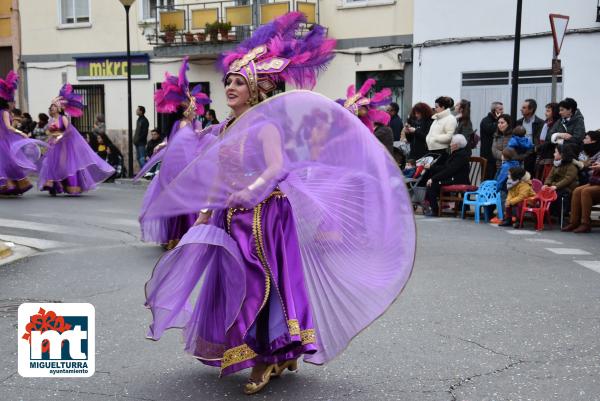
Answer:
[227, 188, 254, 208]
[193, 211, 211, 226]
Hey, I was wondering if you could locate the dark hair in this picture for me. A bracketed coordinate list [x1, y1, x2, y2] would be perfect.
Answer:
[151, 128, 161, 136]
[12, 108, 22, 116]
[457, 99, 471, 125]
[512, 126, 526, 137]
[138, 105, 146, 114]
[435, 96, 454, 110]
[558, 97, 577, 113]
[508, 166, 526, 181]
[556, 144, 576, 163]
[545, 103, 560, 123]
[524, 98, 537, 113]
[23, 112, 32, 119]
[406, 159, 416, 165]
[0, 98, 9, 110]
[38, 113, 49, 122]
[502, 147, 517, 160]
[206, 109, 219, 123]
[389, 102, 400, 114]
[409, 102, 433, 121]
[497, 114, 512, 130]
[98, 132, 122, 157]
[586, 130, 600, 143]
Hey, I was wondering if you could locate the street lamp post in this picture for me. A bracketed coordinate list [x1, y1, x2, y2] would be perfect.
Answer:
[510, 0, 523, 120]
[119, 0, 136, 178]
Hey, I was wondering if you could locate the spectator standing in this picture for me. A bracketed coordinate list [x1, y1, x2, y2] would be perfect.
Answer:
[516, 99, 544, 174]
[536, 103, 560, 180]
[202, 109, 219, 129]
[134, 105, 149, 169]
[548, 97, 586, 146]
[11, 108, 23, 131]
[426, 96, 456, 165]
[32, 113, 49, 140]
[373, 114, 394, 155]
[403, 102, 433, 160]
[480, 101, 504, 179]
[454, 99, 473, 142]
[386, 102, 403, 142]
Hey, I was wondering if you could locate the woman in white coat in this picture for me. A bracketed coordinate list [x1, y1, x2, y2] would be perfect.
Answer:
[426, 96, 457, 165]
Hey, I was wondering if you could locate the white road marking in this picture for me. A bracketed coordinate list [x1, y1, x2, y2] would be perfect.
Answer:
[0, 234, 73, 250]
[545, 248, 592, 255]
[574, 260, 600, 274]
[0, 217, 128, 239]
[526, 238, 563, 244]
[506, 230, 537, 235]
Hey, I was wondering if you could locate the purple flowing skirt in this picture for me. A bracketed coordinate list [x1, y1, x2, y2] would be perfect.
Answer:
[0, 119, 45, 195]
[145, 191, 317, 376]
[38, 125, 114, 195]
[139, 121, 217, 247]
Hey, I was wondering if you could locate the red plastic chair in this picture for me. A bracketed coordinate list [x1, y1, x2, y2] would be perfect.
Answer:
[531, 179, 543, 193]
[518, 187, 557, 230]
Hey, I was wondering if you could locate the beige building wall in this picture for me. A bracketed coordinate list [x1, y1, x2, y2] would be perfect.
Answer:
[0, 0, 22, 105]
[20, 0, 152, 56]
[321, 0, 412, 40]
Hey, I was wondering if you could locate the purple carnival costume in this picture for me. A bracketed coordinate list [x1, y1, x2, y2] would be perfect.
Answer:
[38, 84, 114, 195]
[0, 71, 46, 195]
[138, 58, 212, 249]
[144, 12, 415, 380]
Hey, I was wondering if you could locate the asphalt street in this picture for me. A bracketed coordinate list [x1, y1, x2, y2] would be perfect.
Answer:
[0, 182, 599, 401]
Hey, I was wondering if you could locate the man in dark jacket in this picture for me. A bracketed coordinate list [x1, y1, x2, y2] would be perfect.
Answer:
[134, 105, 150, 169]
[548, 97, 586, 148]
[424, 134, 472, 216]
[516, 99, 545, 175]
[387, 102, 403, 142]
[480, 101, 503, 179]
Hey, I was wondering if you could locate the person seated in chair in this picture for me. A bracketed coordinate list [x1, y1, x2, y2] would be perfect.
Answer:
[424, 134, 471, 216]
[499, 167, 535, 228]
[544, 144, 579, 219]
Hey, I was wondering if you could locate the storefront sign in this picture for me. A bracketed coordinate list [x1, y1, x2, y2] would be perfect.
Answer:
[75, 55, 150, 81]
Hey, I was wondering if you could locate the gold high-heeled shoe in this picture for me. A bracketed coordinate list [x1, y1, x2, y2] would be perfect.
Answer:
[271, 359, 298, 377]
[243, 364, 277, 395]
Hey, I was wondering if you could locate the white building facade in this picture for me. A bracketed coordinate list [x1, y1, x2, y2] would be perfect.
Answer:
[412, 0, 600, 130]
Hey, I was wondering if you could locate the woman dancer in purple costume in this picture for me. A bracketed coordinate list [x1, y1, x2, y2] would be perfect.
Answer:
[38, 84, 114, 196]
[0, 71, 46, 195]
[144, 13, 416, 395]
[138, 57, 212, 249]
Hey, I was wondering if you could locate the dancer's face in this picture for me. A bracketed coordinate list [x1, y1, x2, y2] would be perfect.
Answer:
[225, 74, 250, 114]
[49, 104, 58, 115]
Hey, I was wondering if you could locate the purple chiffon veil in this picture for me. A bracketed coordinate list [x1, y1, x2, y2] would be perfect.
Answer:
[144, 91, 415, 364]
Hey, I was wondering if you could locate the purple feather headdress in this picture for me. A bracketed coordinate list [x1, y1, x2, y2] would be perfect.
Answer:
[336, 79, 392, 132]
[154, 57, 211, 116]
[218, 12, 336, 105]
[0, 70, 19, 103]
[51, 84, 84, 117]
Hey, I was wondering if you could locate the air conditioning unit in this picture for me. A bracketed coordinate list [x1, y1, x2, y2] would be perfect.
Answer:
[398, 49, 412, 63]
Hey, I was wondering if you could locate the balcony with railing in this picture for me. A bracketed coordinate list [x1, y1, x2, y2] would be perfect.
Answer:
[147, 0, 321, 57]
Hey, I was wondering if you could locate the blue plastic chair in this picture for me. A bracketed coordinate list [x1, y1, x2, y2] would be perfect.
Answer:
[461, 180, 504, 223]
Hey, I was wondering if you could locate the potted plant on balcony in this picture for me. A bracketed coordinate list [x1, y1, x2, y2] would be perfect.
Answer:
[162, 24, 177, 44]
[218, 21, 232, 41]
[184, 31, 195, 43]
[206, 21, 219, 42]
[196, 30, 206, 42]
